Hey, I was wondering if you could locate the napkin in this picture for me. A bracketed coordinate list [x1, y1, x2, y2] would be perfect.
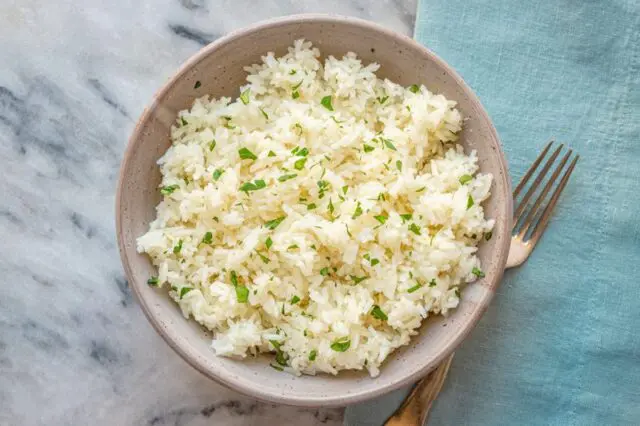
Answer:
[345, 0, 640, 424]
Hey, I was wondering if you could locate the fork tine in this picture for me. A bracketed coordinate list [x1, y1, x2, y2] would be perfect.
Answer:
[513, 142, 564, 221]
[517, 149, 573, 238]
[513, 139, 554, 199]
[527, 154, 580, 246]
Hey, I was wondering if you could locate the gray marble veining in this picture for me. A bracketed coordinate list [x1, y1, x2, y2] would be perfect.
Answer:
[0, 1, 415, 424]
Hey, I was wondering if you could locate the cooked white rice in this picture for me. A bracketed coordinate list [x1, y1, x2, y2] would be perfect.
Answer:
[137, 40, 494, 377]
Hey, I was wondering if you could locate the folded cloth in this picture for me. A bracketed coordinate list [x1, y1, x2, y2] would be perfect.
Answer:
[345, 0, 640, 424]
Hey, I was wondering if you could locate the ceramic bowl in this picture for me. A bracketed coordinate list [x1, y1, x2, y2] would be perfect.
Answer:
[116, 14, 512, 407]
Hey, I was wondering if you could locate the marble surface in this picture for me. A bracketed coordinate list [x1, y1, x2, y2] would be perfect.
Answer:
[0, 1, 416, 425]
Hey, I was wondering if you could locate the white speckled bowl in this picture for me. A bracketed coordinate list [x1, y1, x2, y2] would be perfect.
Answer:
[116, 14, 512, 407]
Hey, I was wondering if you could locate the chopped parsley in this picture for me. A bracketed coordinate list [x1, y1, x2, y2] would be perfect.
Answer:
[317, 180, 330, 198]
[180, 117, 188, 126]
[377, 95, 389, 104]
[294, 158, 307, 170]
[409, 84, 420, 93]
[382, 137, 397, 151]
[328, 198, 335, 215]
[308, 350, 317, 361]
[259, 108, 269, 119]
[194, 81, 201, 89]
[371, 305, 388, 321]
[201, 231, 213, 244]
[485, 231, 493, 241]
[265, 216, 286, 230]
[209, 139, 216, 151]
[396, 160, 402, 171]
[467, 195, 475, 209]
[342, 185, 349, 195]
[147, 276, 159, 286]
[374, 215, 388, 224]
[160, 184, 179, 195]
[408, 223, 421, 235]
[400, 213, 413, 223]
[239, 88, 250, 105]
[238, 147, 257, 160]
[289, 69, 297, 75]
[330, 337, 351, 352]
[265, 236, 273, 249]
[350, 275, 367, 284]
[345, 224, 352, 237]
[352, 202, 363, 219]
[173, 239, 183, 254]
[179, 287, 193, 299]
[363, 144, 375, 153]
[416, 186, 426, 193]
[307, 203, 317, 210]
[270, 363, 284, 371]
[278, 173, 297, 182]
[293, 147, 309, 157]
[290, 295, 301, 305]
[459, 174, 473, 185]
[320, 267, 329, 276]
[287, 244, 299, 250]
[472, 267, 485, 278]
[292, 90, 300, 99]
[292, 80, 303, 90]
[230, 270, 238, 286]
[321, 95, 333, 111]
[235, 285, 249, 303]
[256, 251, 269, 264]
[239, 179, 267, 192]
[212, 169, 224, 181]
[429, 279, 437, 287]
[407, 282, 422, 293]
[370, 258, 380, 267]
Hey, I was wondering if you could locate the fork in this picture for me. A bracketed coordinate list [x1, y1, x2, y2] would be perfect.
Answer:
[384, 140, 579, 426]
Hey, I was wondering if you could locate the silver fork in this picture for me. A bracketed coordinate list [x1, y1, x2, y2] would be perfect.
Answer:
[384, 140, 579, 426]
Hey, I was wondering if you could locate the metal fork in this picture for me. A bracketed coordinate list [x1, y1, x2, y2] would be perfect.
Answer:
[384, 140, 579, 426]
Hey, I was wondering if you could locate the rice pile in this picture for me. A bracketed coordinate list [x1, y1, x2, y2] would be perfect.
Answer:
[137, 40, 494, 377]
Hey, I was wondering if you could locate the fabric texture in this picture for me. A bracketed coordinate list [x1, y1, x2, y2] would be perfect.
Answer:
[345, 0, 640, 424]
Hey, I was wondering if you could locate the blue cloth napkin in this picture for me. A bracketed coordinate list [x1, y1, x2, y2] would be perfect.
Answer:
[345, 0, 640, 424]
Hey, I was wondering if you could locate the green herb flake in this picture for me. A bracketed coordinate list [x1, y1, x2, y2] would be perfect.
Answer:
[239, 179, 267, 193]
[265, 237, 273, 250]
[409, 84, 420, 93]
[180, 117, 188, 126]
[238, 147, 258, 160]
[289, 69, 297, 75]
[194, 81, 201, 89]
[256, 251, 270, 264]
[296, 147, 309, 157]
[212, 169, 224, 181]
[400, 213, 413, 223]
[270, 363, 284, 371]
[382, 138, 397, 151]
[320, 267, 329, 276]
[363, 144, 375, 153]
[328, 198, 335, 215]
[370, 258, 380, 267]
[371, 305, 388, 321]
[259, 108, 269, 119]
[278, 173, 297, 182]
[472, 267, 485, 278]
[307, 203, 317, 210]
[160, 184, 180, 195]
[173, 239, 183, 254]
[407, 283, 422, 293]
[377, 95, 389, 104]
[239, 88, 250, 105]
[352, 202, 363, 219]
[467, 195, 475, 209]
[268, 150, 276, 157]
[396, 160, 402, 171]
[416, 186, 426, 193]
[459, 174, 473, 185]
[287, 244, 299, 250]
[235, 285, 249, 303]
[292, 80, 303, 90]
[147, 276, 159, 286]
[350, 275, 367, 284]
[230, 270, 238, 286]
[345, 224, 352, 237]
[408, 223, 421, 235]
[321, 95, 334, 111]
[292, 90, 300, 99]
[330, 337, 351, 352]
[201, 231, 213, 245]
[429, 279, 437, 287]
[209, 139, 217, 151]
[294, 157, 307, 170]
[265, 216, 286, 230]
[179, 287, 193, 299]
[290, 295, 301, 305]
[308, 350, 317, 361]
[372, 214, 387, 225]
[485, 231, 493, 241]
[342, 185, 348, 195]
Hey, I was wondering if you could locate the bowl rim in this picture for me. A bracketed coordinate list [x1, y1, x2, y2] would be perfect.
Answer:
[116, 13, 512, 407]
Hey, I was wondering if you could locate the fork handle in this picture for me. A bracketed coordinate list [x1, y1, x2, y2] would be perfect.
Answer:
[383, 353, 455, 426]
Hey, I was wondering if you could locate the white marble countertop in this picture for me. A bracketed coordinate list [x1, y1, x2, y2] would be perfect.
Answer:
[0, 1, 415, 425]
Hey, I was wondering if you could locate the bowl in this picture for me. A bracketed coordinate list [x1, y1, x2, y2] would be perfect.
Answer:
[116, 14, 512, 407]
